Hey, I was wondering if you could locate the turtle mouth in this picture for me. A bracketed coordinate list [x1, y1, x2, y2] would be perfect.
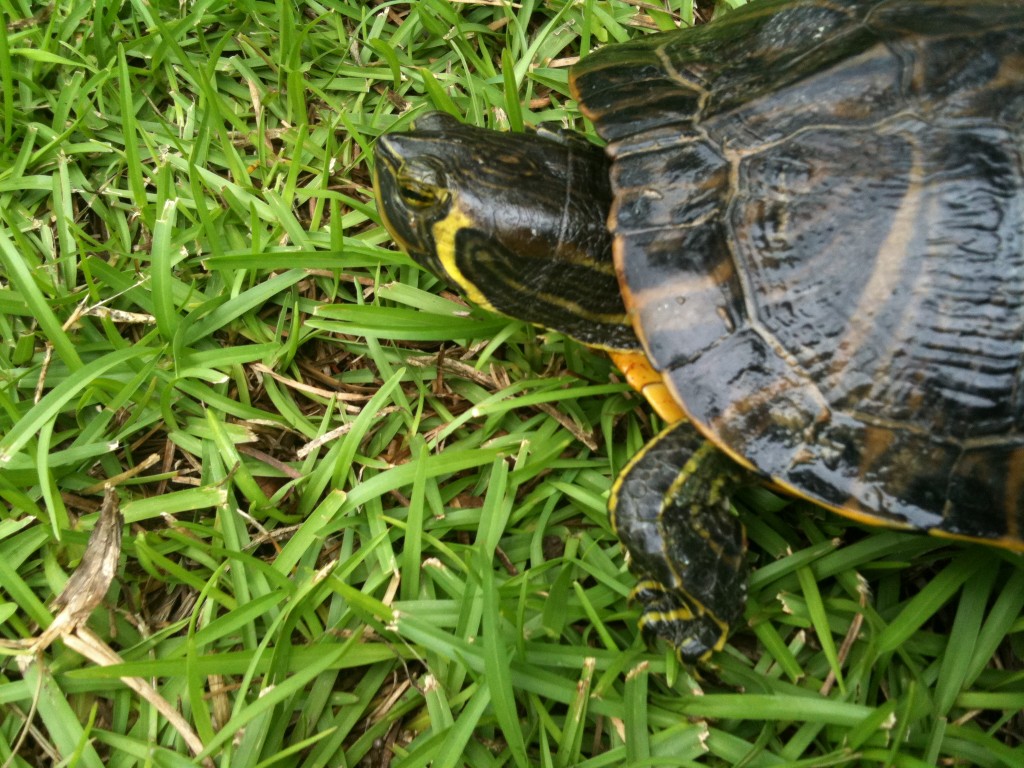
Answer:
[371, 136, 410, 246]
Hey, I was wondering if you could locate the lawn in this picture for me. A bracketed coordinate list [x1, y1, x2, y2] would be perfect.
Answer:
[0, 1, 1022, 766]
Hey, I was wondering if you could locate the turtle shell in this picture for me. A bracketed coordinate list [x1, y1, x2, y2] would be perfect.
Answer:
[572, 0, 1024, 545]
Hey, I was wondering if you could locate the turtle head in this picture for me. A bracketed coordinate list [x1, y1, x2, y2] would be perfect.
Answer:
[373, 113, 459, 282]
[373, 112, 637, 349]
[374, 111, 601, 307]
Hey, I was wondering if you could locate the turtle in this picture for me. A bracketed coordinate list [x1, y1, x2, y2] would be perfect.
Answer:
[373, 0, 1024, 662]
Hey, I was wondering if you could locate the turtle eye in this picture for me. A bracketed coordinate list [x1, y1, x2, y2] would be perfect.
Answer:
[397, 175, 439, 207]
[397, 158, 446, 208]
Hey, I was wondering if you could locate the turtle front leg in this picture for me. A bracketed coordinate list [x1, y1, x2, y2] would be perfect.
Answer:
[611, 420, 749, 662]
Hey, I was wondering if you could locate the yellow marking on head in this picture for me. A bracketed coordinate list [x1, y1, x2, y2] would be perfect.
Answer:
[432, 205, 496, 311]
[432, 205, 636, 345]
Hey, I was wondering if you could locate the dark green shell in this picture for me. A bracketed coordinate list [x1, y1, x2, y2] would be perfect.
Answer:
[573, 0, 1024, 546]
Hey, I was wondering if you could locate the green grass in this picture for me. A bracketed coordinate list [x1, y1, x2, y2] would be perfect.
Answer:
[0, 1, 1022, 766]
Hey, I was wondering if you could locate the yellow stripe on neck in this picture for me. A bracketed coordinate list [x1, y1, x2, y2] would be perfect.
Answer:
[432, 205, 496, 312]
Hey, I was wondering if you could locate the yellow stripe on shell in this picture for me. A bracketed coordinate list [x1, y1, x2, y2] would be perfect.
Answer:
[931, 529, 1024, 553]
[608, 350, 686, 422]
